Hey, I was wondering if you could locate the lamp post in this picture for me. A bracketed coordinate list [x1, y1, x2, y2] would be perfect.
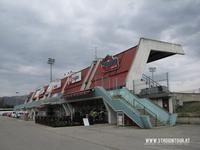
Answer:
[47, 58, 55, 82]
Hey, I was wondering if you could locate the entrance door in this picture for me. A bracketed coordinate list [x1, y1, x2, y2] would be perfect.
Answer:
[162, 99, 169, 111]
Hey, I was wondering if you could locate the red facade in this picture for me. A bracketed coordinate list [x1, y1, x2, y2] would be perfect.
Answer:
[90, 46, 137, 89]
[30, 46, 137, 101]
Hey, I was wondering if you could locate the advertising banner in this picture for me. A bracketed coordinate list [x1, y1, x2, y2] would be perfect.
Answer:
[71, 72, 81, 83]
[46, 79, 61, 93]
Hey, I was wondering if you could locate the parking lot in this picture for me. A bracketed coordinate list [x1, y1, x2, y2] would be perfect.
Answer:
[0, 116, 199, 150]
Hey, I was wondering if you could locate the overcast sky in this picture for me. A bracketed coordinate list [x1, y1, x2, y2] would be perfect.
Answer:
[0, 0, 200, 96]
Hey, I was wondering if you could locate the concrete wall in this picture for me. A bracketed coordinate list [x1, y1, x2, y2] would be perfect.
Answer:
[156, 99, 163, 107]
[177, 117, 200, 124]
[151, 98, 173, 113]
[177, 113, 200, 124]
[172, 93, 200, 106]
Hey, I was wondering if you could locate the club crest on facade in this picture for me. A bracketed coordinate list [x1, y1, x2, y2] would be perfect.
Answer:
[101, 55, 119, 72]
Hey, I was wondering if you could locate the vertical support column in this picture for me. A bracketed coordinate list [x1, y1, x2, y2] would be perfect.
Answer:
[168, 97, 173, 113]
[167, 72, 169, 91]
[62, 104, 70, 116]
[103, 102, 117, 124]
[67, 103, 74, 121]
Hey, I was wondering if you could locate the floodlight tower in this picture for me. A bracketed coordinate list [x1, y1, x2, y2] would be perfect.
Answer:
[47, 58, 55, 82]
[149, 67, 156, 81]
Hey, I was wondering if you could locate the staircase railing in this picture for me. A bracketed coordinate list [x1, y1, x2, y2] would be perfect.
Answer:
[109, 89, 159, 126]
[142, 74, 162, 87]
[121, 97, 158, 126]
[94, 86, 149, 128]
[116, 88, 171, 124]
[140, 98, 170, 123]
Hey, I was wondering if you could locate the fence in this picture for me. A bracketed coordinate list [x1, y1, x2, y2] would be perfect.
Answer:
[133, 73, 169, 95]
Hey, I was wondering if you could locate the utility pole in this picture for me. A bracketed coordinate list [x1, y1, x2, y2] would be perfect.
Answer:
[47, 58, 55, 82]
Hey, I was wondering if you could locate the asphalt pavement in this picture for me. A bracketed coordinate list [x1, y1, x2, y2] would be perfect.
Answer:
[0, 116, 199, 150]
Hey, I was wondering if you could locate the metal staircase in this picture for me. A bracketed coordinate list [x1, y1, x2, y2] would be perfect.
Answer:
[94, 87, 152, 128]
[111, 87, 176, 126]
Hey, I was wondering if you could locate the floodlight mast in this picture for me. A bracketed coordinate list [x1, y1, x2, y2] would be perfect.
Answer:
[47, 58, 55, 82]
[149, 67, 156, 81]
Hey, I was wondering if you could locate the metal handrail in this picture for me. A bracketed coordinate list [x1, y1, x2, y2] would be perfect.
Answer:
[142, 98, 170, 115]
[124, 85, 171, 115]
[142, 74, 161, 87]
[119, 96, 158, 126]
[127, 93, 169, 123]
[124, 96, 157, 118]
[118, 98, 140, 115]
[111, 88, 165, 126]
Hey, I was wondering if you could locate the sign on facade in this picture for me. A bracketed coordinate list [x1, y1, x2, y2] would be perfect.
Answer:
[46, 79, 61, 94]
[71, 72, 81, 83]
[101, 55, 119, 72]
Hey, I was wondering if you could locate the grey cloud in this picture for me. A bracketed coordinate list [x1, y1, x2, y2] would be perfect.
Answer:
[0, 0, 200, 96]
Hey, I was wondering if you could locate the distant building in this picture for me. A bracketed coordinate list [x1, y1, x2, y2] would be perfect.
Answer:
[172, 92, 200, 106]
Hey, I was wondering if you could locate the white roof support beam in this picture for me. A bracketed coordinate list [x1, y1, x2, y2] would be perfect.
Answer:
[126, 37, 184, 90]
